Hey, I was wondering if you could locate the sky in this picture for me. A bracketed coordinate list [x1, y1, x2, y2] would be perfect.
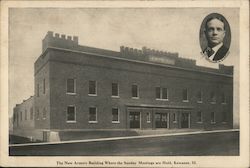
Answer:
[9, 8, 239, 123]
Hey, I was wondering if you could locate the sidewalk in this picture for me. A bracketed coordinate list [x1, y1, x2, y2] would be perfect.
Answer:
[9, 128, 239, 147]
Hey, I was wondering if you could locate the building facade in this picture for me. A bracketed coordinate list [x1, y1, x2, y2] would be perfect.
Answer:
[13, 31, 233, 140]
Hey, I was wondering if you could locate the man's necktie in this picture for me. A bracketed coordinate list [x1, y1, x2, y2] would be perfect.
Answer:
[206, 47, 215, 57]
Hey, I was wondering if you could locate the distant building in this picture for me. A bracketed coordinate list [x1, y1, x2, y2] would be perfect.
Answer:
[13, 31, 234, 141]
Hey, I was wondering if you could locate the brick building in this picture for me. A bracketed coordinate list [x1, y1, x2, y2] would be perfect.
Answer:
[13, 31, 233, 141]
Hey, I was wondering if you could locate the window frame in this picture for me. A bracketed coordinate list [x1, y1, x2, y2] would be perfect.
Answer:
[211, 112, 216, 124]
[197, 111, 203, 123]
[131, 84, 139, 99]
[173, 113, 178, 123]
[111, 83, 119, 98]
[197, 90, 203, 103]
[66, 78, 76, 95]
[89, 107, 98, 123]
[88, 80, 97, 96]
[210, 91, 216, 104]
[112, 107, 120, 123]
[66, 105, 76, 123]
[146, 112, 151, 123]
[221, 92, 227, 104]
[182, 88, 189, 102]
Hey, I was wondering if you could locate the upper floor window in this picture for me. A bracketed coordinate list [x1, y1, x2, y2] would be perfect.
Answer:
[197, 90, 202, 103]
[36, 108, 40, 120]
[20, 111, 22, 121]
[112, 83, 119, 97]
[43, 78, 46, 94]
[156, 87, 168, 100]
[66, 78, 76, 94]
[67, 106, 76, 123]
[25, 109, 27, 120]
[211, 112, 216, 123]
[210, 91, 216, 103]
[132, 84, 139, 98]
[197, 111, 202, 123]
[221, 92, 226, 104]
[30, 107, 33, 120]
[182, 88, 188, 102]
[89, 107, 97, 123]
[112, 108, 119, 123]
[89, 81, 97, 95]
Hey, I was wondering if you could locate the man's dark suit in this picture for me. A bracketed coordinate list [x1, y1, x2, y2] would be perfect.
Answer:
[203, 45, 229, 61]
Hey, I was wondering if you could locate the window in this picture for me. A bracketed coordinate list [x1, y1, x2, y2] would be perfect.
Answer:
[211, 112, 215, 123]
[66, 78, 76, 94]
[182, 88, 188, 102]
[67, 106, 76, 122]
[112, 108, 119, 123]
[30, 107, 33, 120]
[146, 112, 151, 123]
[210, 92, 216, 103]
[25, 109, 27, 120]
[156, 87, 161, 99]
[43, 108, 46, 119]
[36, 108, 39, 120]
[43, 78, 46, 94]
[221, 92, 226, 104]
[173, 113, 178, 123]
[156, 87, 168, 100]
[197, 111, 202, 123]
[197, 90, 202, 103]
[89, 81, 97, 95]
[37, 84, 39, 97]
[20, 111, 22, 121]
[112, 83, 119, 97]
[89, 107, 97, 123]
[222, 111, 227, 122]
[132, 84, 139, 98]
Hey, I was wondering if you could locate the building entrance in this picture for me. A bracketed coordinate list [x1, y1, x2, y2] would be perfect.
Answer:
[181, 112, 190, 128]
[129, 112, 140, 129]
[155, 113, 168, 128]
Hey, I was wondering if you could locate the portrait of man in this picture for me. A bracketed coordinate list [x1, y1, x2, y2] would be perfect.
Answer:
[200, 13, 231, 62]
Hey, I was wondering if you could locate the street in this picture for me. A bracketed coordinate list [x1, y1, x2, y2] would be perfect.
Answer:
[9, 131, 239, 156]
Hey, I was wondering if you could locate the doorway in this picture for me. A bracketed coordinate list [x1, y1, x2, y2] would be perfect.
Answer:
[181, 112, 190, 128]
[129, 112, 140, 129]
[155, 113, 168, 128]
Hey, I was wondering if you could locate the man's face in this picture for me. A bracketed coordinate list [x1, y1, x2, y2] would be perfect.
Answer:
[205, 18, 225, 47]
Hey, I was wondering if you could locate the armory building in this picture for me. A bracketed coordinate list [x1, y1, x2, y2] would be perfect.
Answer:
[13, 31, 233, 141]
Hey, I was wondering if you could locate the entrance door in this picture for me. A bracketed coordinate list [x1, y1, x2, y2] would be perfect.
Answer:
[181, 112, 189, 128]
[155, 113, 168, 128]
[129, 112, 140, 129]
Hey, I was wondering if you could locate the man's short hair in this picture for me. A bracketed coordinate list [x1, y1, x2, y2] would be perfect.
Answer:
[205, 16, 225, 30]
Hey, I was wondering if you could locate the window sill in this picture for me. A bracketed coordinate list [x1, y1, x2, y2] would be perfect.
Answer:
[182, 100, 189, 102]
[147, 121, 151, 123]
[221, 103, 227, 105]
[197, 101, 203, 103]
[66, 92, 76, 95]
[132, 97, 139, 99]
[156, 98, 169, 101]
[111, 96, 120, 98]
[197, 121, 203, 124]
[66, 121, 76, 123]
[222, 122, 227, 124]
[88, 94, 97, 96]
[173, 121, 178, 123]
[211, 122, 216, 124]
[89, 121, 98, 123]
[210, 102, 216, 104]
[112, 121, 120, 124]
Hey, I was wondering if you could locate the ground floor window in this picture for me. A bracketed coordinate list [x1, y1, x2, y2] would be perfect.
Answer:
[197, 111, 202, 123]
[112, 108, 119, 123]
[211, 112, 215, 123]
[173, 113, 178, 123]
[146, 112, 151, 123]
[89, 107, 97, 123]
[67, 106, 76, 122]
